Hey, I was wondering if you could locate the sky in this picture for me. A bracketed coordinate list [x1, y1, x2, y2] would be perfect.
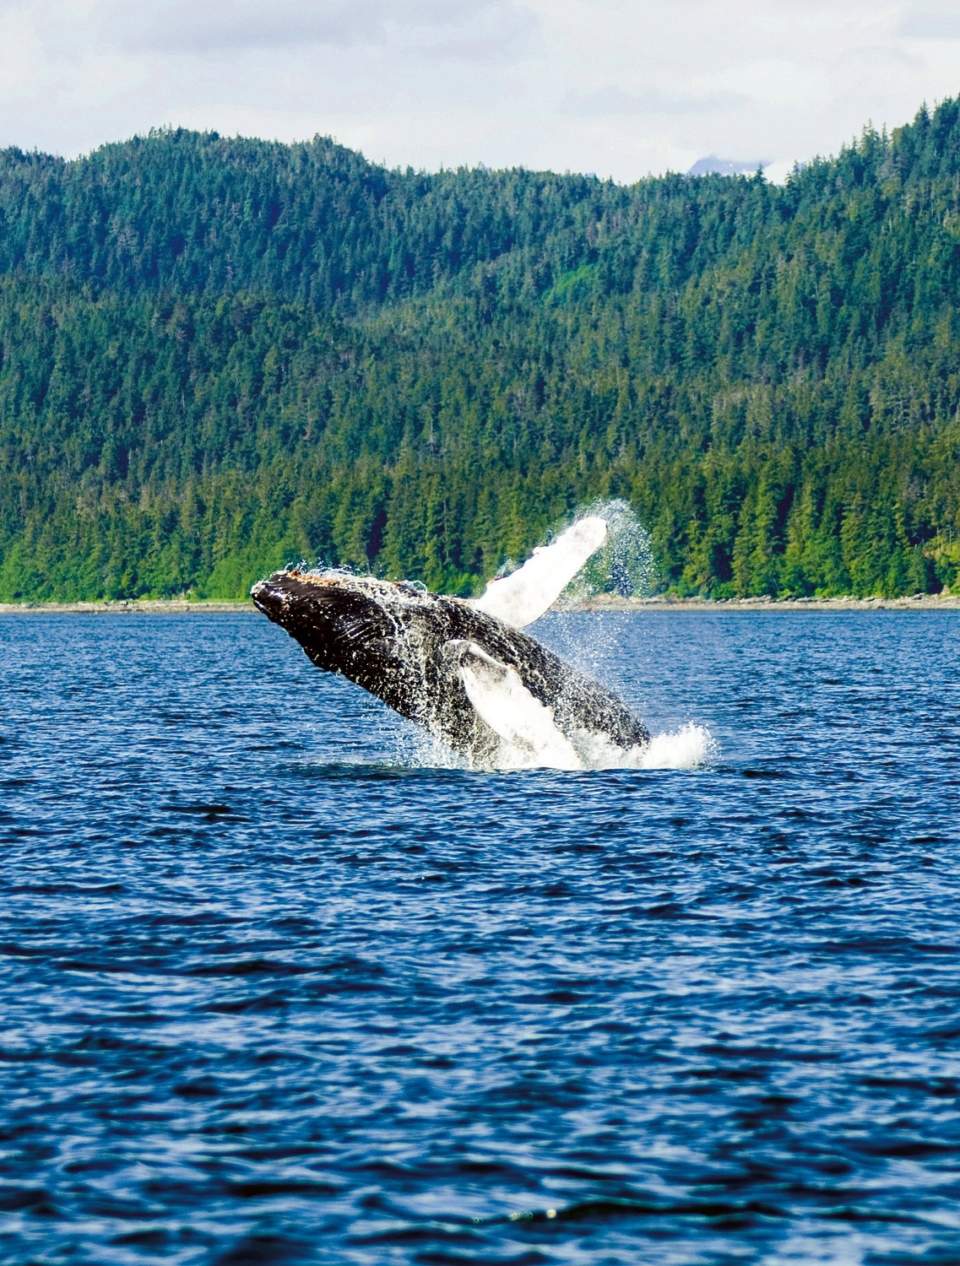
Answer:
[0, 0, 958, 182]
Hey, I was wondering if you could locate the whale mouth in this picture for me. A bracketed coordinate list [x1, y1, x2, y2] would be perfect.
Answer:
[251, 570, 352, 617]
[251, 570, 414, 667]
[251, 571, 440, 629]
[250, 577, 280, 618]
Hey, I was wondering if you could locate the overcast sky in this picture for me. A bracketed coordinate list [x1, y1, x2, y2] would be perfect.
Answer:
[1, 1, 958, 181]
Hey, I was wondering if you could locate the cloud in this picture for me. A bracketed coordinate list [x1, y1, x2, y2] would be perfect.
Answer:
[99, 0, 535, 59]
[114, 1, 391, 53]
[0, 0, 959, 183]
[565, 85, 749, 118]
[899, 9, 960, 38]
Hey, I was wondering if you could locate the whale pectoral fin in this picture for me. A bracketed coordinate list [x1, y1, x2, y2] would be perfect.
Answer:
[466, 516, 607, 629]
[450, 641, 583, 770]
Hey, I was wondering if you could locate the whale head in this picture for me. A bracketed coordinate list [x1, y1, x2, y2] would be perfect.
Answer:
[250, 569, 456, 721]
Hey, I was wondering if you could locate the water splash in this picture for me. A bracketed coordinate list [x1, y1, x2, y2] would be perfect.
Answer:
[558, 499, 655, 605]
[479, 501, 715, 772]
[293, 505, 714, 773]
[633, 723, 717, 770]
[482, 722, 716, 773]
[389, 719, 715, 773]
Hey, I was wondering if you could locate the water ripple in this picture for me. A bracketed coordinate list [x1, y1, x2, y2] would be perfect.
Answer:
[0, 611, 958, 1264]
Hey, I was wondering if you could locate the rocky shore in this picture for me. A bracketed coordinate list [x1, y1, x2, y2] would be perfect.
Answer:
[0, 599, 252, 614]
[2, 592, 958, 614]
[577, 592, 960, 612]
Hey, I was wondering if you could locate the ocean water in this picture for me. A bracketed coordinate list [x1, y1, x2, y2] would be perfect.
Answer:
[1, 610, 959, 1266]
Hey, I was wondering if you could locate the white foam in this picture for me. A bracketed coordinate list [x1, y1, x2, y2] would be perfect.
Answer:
[632, 723, 717, 770]
[449, 722, 717, 773]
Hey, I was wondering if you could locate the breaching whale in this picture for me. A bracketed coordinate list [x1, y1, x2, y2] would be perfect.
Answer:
[251, 517, 650, 768]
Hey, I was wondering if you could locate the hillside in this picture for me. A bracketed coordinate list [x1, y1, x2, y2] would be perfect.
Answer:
[1, 101, 959, 600]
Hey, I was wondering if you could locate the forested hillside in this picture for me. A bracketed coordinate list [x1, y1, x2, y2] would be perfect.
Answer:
[2, 100, 959, 600]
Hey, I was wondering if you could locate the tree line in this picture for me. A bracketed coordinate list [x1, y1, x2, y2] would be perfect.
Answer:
[1, 99, 959, 600]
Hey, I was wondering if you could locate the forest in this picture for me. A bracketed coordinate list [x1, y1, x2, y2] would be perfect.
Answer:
[1, 97, 959, 600]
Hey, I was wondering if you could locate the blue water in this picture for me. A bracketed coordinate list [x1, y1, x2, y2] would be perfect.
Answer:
[1, 611, 959, 1265]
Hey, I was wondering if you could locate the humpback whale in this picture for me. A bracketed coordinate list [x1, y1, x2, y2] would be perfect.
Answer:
[251, 517, 650, 768]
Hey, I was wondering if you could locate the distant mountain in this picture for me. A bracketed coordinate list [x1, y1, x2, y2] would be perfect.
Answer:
[0, 101, 959, 601]
[687, 155, 766, 177]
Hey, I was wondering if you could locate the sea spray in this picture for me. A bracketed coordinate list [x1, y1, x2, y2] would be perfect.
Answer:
[426, 502, 714, 771]
[519, 501, 716, 772]
[558, 499, 656, 606]
[266, 508, 716, 773]
[481, 722, 715, 772]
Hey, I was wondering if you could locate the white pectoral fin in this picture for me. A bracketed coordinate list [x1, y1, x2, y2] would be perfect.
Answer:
[452, 641, 582, 770]
[467, 516, 607, 629]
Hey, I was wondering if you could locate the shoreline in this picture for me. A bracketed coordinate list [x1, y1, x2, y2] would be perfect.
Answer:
[0, 593, 958, 615]
[0, 599, 254, 614]
[577, 593, 960, 612]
